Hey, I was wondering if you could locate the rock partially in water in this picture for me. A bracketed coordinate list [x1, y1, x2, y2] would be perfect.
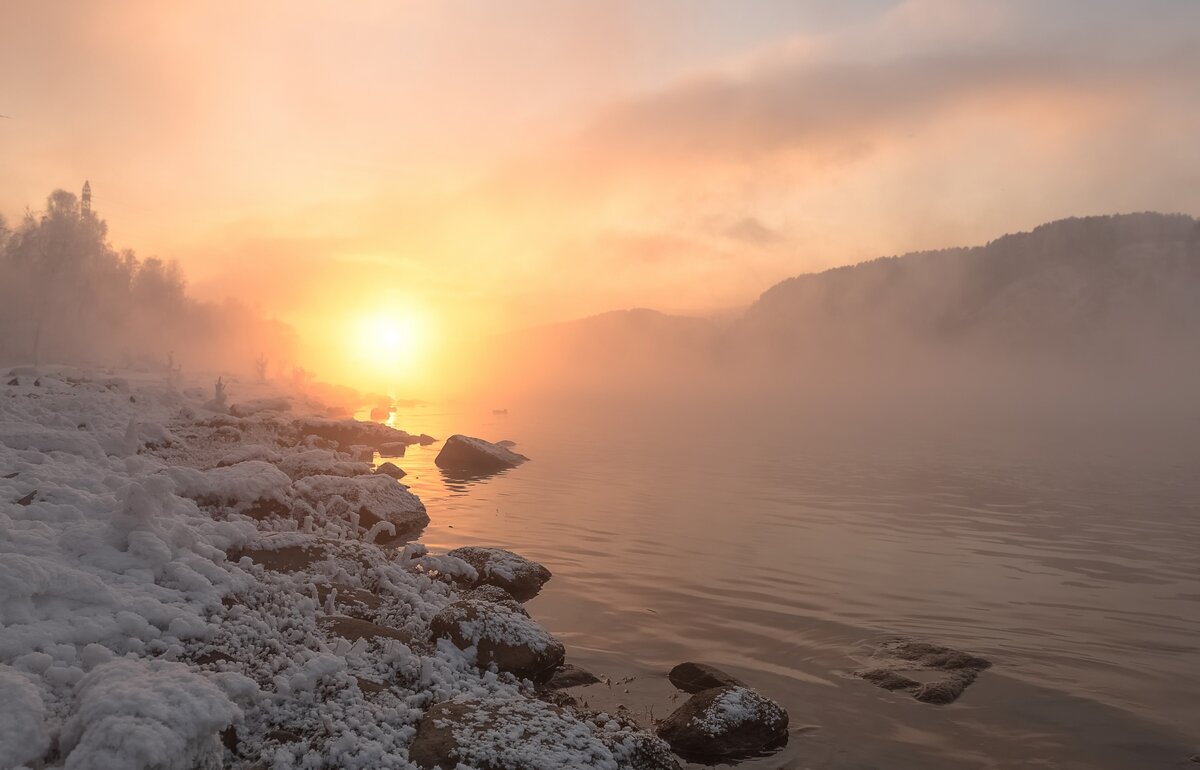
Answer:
[448, 545, 552, 600]
[656, 685, 788, 760]
[544, 663, 602, 690]
[375, 461, 406, 479]
[435, 434, 528, 475]
[409, 697, 679, 770]
[418, 433, 437, 445]
[430, 597, 564, 682]
[668, 662, 746, 694]
[496, 439, 517, 447]
[464, 583, 528, 611]
[855, 637, 992, 705]
[378, 441, 407, 458]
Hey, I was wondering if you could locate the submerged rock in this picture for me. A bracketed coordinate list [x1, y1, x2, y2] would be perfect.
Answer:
[448, 545, 552, 600]
[409, 697, 678, 770]
[430, 597, 564, 682]
[435, 434, 528, 475]
[656, 685, 789, 759]
[855, 637, 992, 705]
[668, 662, 746, 694]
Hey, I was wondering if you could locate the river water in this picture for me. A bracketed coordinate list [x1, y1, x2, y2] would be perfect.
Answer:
[368, 401, 1200, 769]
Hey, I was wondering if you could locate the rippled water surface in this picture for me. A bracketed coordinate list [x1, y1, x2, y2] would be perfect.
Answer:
[372, 403, 1200, 769]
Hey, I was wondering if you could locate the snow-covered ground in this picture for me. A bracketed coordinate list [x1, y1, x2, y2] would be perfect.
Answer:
[0, 367, 669, 770]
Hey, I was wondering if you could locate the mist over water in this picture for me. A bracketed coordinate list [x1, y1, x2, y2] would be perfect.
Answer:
[381, 398, 1200, 769]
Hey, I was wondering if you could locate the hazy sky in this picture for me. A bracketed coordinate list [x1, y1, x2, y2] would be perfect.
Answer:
[2, 0, 1199, 383]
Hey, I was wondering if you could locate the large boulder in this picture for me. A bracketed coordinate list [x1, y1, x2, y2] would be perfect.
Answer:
[434, 435, 528, 475]
[668, 662, 746, 693]
[430, 597, 564, 682]
[447, 546, 551, 600]
[656, 686, 788, 760]
[409, 697, 679, 770]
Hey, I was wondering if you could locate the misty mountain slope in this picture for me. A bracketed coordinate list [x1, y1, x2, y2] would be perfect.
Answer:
[743, 213, 1200, 356]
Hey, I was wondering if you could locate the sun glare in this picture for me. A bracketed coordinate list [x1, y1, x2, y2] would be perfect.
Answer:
[350, 311, 428, 383]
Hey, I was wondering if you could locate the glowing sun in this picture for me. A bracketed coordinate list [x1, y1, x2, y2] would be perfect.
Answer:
[351, 311, 427, 376]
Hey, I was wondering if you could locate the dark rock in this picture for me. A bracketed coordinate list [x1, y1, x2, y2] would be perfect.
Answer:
[15, 490, 36, 506]
[434, 434, 528, 475]
[668, 662, 746, 694]
[409, 697, 678, 770]
[378, 441, 407, 458]
[913, 671, 979, 705]
[656, 686, 789, 760]
[33, 378, 41, 386]
[347, 445, 375, 462]
[418, 433, 437, 445]
[265, 729, 304, 745]
[6, 378, 17, 386]
[855, 637, 991, 705]
[320, 615, 412, 644]
[375, 461, 406, 479]
[858, 668, 920, 692]
[430, 598, 564, 682]
[448, 546, 551, 600]
[192, 649, 235, 667]
[221, 725, 239, 754]
[495, 439, 517, 447]
[355, 676, 388, 693]
[227, 543, 331, 573]
[544, 663, 601, 689]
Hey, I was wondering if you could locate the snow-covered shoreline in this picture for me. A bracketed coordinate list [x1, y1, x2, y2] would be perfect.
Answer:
[0, 367, 676, 770]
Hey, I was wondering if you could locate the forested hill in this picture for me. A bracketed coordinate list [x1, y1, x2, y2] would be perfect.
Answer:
[743, 213, 1200, 356]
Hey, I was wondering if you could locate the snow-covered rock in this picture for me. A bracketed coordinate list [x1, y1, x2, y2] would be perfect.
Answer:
[163, 461, 293, 515]
[60, 658, 240, 770]
[292, 473, 428, 536]
[430, 597, 564, 682]
[276, 448, 372, 480]
[293, 417, 418, 449]
[434, 435, 528, 475]
[447, 546, 552, 600]
[656, 685, 788, 759]
[409, 696, 679, 770]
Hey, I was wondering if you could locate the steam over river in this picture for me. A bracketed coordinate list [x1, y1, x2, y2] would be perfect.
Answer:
[368, 401, 1200, 769]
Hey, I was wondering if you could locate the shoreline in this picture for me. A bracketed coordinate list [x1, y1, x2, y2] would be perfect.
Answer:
[0, 365, 779, 770]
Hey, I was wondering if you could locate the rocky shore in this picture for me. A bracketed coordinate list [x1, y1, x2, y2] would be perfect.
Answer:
[0, 368, 795, 770]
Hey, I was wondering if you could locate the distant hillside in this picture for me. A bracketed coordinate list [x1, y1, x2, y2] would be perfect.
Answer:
[483, 213, 1200, 399]
[742, 213, 1200, 357]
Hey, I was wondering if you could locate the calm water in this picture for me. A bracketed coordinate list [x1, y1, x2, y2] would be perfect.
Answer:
[370, 402, 1200, 769]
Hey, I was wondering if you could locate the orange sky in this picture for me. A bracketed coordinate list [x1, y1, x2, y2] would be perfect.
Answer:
[2, 1, 1199, 393]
